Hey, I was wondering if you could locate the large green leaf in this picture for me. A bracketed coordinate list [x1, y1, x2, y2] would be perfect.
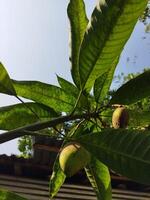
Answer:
[57, 76, 89, 110]
[79, 0, 147, 90]
[0, 102, 58, 130]
[0, 62, 16, 95]
[110, 70, 150, 105]
[94, 57, 118, 104]
[11, 80, 77, 113]
[85, 157, 111, 200]
[57, 76, 79, 97]
[94, 72, 108, 104]
[49, 156, 66, 199]
[0, 188, 28, 200]
[76, 128, 150, 184]
[67, 0, 88, 88]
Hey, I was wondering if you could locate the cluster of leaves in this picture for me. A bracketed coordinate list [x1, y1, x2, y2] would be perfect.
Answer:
[114, 70, 150, 130]
[140, 0, 150, 23]
[0, 1, 150, 200]
[18, 70, 150, 157]
[139, 0, 150, 32]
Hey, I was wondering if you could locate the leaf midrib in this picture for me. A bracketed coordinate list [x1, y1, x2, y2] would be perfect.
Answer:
[88, 165, 99, 192]
[14, 83, 75, 107]
[81, 140, 150, 165]
[80, 1, 126, 89]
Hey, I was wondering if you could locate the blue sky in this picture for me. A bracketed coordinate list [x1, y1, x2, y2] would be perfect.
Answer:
[0, 1, 150, 155]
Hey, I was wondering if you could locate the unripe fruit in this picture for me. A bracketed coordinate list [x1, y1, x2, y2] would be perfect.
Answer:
[59, 142, 91, 177]
[112, 107, 129, 129]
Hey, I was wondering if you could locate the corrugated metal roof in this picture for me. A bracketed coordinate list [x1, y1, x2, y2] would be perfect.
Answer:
[0, 175, 150, 200]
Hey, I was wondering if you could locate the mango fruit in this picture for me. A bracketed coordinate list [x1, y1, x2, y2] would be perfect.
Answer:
[112, 107, 129, 129]
[59, 142, 91, 177]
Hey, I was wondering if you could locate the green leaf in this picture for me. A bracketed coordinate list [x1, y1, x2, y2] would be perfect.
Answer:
[49, 156, 66, 199]
[85, 157, 112, 200]
[76, 128, 150, 184]
[110, 70, 150, 105]
[67, 0, 88, 88]
[129, 110, 150, 128]
[79, 0, 147, 90]
[57, 76, 89, 110]
[94, 72, 108, 103]
[57, 75, 79, 97]
[94, 57, 119, 104]
[0, 188, 28, 200]
[0, 102, 58, 130]
[0, 62, 16, 95]
[11, 80, 77, 113]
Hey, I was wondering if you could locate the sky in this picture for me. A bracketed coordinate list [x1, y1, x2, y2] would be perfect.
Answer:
[0, 0, 150, 155]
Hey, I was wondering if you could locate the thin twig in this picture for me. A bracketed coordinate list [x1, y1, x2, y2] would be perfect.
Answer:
[53, 127, 66, 138]
[0, 82, 40, 120]
[68, 119, 86, 137]
[70, 89, 83, 115]
[16, 96, 40, 120]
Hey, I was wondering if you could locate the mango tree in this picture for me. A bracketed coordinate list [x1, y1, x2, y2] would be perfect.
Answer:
[0, 1, 149, 199]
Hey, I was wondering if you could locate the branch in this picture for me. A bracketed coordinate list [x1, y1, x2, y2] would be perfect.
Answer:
[0, 112, 99, 144]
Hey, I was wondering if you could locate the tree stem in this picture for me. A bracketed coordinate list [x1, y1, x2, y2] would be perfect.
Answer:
[0, 111, 99, 144]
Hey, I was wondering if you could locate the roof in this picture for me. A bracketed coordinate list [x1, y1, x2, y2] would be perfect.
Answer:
[0, 153, 149, 193]
[0, 174, 150, 200]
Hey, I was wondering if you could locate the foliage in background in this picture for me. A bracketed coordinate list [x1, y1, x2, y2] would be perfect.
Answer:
[140, 0, 150, 22]
[140, 0, 150, 32]
[114, 69, 150, 113]
[18, 136, 32, 158]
